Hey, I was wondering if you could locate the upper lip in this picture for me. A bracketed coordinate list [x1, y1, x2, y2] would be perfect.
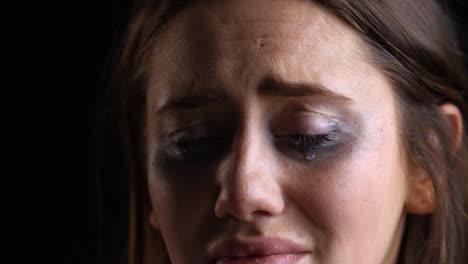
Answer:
[209, 237, 309, 261]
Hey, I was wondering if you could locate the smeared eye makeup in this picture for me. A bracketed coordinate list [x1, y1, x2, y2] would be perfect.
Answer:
[154, 98, 360, 166]
[165, 125, 229, 162]
[160, 124, 232, 163]
[272, 114, 345, 161]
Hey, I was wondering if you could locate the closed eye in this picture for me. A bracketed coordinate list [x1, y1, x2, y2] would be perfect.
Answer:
[285, 134, 335, 150]
[275, 132, 340, 161]
[164, 129, 230, 162]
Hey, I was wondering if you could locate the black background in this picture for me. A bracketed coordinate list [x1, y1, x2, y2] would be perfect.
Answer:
[10, 1, 466, 264]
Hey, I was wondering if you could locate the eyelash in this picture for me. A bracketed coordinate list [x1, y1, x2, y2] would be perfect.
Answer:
[285, 134, 334, 149]
[276, 133, 337, 160]
[164, 130, 338, 162]
[165, 131, 228, 162]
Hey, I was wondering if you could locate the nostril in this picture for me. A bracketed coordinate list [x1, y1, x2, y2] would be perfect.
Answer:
[214, 190, 230, 219]
[214, 189, 252, 221]
[214, 179, 285, 222]
[251, 210, 275, 218]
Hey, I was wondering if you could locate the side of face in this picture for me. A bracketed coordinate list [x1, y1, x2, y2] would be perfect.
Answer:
[145, 0, 414, 263]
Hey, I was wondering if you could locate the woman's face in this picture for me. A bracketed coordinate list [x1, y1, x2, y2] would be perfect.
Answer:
[146, 0, 409, 263]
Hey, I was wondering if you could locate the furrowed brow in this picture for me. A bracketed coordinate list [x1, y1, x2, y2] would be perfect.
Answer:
[157, 89, 227, 114]
[258, 76, 352, 102]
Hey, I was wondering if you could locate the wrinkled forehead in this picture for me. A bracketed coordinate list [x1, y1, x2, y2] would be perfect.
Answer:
[147, 0, 374, 108]
[152, 0, 361, 59]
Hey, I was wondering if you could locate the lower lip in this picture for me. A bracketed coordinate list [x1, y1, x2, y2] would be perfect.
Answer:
[216, 253, 307, 264]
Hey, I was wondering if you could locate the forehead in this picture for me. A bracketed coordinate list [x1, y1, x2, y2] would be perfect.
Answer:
[151, 0, 362, 66]
[148, 0, 389, 110]
[158, 0, 351, 43]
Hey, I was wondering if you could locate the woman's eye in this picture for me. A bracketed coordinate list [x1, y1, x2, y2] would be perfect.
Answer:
[276, 133, 338, 161]
[164, 128, 229, 162]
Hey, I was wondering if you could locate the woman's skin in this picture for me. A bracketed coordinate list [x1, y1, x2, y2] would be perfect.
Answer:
[145, 0, 435, 263]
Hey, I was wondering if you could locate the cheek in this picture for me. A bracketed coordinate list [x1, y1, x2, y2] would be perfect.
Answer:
[286, 118, 407, 256]
[147, 165, 219, 261]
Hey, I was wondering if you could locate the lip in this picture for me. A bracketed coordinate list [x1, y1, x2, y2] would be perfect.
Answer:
[209, 237, 309, 264]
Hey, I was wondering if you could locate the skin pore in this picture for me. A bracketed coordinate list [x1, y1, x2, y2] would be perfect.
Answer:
[144, 0, 429, 263]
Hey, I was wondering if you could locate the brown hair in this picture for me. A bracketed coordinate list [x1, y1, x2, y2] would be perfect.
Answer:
[106, 0, 468, 263]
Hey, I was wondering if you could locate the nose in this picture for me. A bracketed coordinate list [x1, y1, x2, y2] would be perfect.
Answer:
[214, 126, 285, 222]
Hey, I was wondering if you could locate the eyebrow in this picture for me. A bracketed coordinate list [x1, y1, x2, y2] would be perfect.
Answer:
[258, 77, 353, 102]
[157, 89, 227, 114]
[157, 77, 352, 114]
